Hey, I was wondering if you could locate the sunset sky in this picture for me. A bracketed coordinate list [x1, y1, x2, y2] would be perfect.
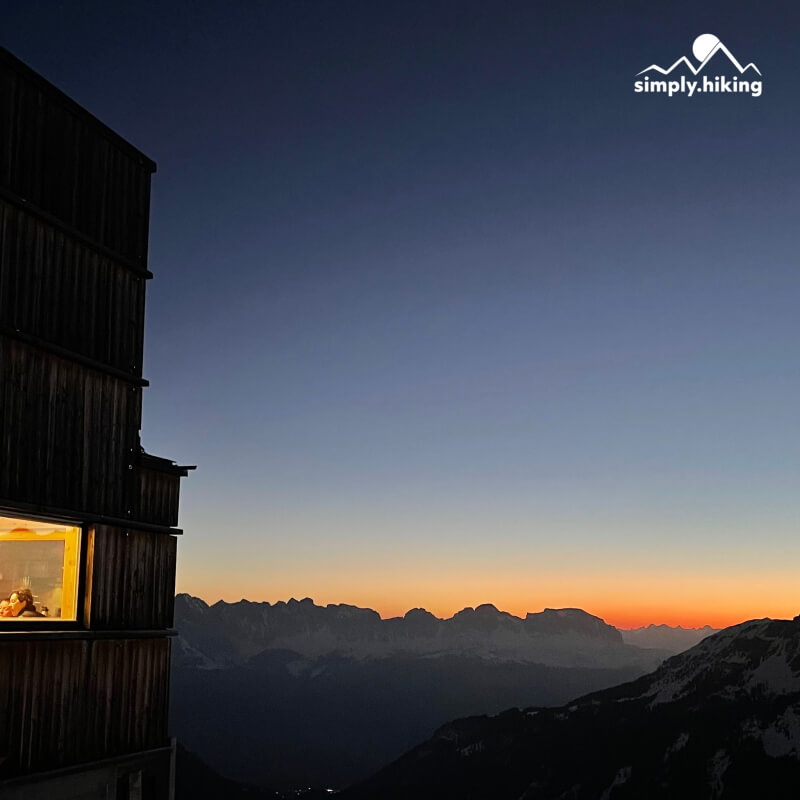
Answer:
[4, 1, 799, 629]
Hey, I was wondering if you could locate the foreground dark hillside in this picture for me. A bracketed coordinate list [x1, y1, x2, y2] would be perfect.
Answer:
[175, 745, 277, 800]
[175, 745, 331, 800]
[173, 650, 652, 790]
[342, 619, 800, 799]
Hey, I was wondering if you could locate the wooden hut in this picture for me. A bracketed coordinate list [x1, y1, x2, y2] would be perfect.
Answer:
[0, 45, 192, 799]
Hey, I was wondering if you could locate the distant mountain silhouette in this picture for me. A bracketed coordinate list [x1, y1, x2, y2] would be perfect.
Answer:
[342, 618, 800, 799]
[173, 594, 661, 669]
[171, 595, 674, 791]
[620, 623, 719, 652]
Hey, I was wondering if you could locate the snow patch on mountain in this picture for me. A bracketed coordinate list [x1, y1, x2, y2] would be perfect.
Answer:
[646, 618, 800, 706]
[740, 706, 800, 758]
[708, 749, 730, 798]
[748, 647, 799, 694]
[599, 766, 631, 800]
[664, 731, 690, 762]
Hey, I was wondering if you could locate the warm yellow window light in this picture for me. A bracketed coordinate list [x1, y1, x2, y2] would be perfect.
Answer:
[0, 514, 81, 621]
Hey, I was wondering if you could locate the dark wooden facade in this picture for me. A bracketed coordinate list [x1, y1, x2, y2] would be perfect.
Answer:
[0, 636, 170, 771]
[86, 526, 178, 630]
[0, 45, 190, 800]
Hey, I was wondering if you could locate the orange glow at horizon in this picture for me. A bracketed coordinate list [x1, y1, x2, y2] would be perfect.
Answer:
[178, 566, 800, 631]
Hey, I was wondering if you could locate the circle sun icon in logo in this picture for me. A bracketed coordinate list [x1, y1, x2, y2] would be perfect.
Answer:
[692, 34, 721, 62]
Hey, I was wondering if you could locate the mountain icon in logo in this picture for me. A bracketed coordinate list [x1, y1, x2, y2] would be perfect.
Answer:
[637, 34, 761, 76]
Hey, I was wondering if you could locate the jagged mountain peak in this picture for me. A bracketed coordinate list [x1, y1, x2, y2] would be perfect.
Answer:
[644, 623, 711, 631]
[403, 607, 437, 620]
[451, 603, 515, 619]
[525, 607, 621, 642]
[175, 592, 210, 612]
[210, 597, 260, 609]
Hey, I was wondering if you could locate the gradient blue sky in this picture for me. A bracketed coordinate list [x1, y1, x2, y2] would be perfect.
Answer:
[3, 1, 799, 626]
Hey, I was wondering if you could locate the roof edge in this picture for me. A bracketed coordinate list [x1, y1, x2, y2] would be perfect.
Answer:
[0, 44, 157, 173]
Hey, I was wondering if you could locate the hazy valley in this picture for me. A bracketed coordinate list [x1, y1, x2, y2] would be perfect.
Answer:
[171, 594, 713, 792]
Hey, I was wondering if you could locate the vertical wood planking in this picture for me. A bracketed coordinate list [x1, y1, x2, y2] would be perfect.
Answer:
[137, 468, 181, 528]
[87, 526, 177, 630]
[0, 638, 169, 775]
[0, 199, 147, 375]
[0, 44, 185, 794]
[0, 49, 155, 267]
[0, 337, 139, 516]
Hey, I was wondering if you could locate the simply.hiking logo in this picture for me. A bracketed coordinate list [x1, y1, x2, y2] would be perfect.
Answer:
[634, 34, 762, 97]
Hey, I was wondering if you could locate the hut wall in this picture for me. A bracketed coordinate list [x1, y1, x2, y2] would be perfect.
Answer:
[0, 50, 155, 267]
[0, 337, 140, 517]
[0, 44, 185, 796]
[137, 467, 181, 528]
[0, 636, 170, 776]
[0, 197, 147, 376]
[86, 526, 177, 630]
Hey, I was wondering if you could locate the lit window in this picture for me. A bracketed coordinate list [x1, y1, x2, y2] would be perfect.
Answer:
[0, 515, 81, 621]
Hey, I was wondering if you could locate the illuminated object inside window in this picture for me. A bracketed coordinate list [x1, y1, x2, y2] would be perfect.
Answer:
[0, 515, 81, 621]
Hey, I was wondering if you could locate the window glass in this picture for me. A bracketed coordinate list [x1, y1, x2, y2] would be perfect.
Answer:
[0, 515, 80, 621]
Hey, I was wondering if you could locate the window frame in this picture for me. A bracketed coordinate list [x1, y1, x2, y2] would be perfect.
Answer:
[0, 510, 88, 630]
